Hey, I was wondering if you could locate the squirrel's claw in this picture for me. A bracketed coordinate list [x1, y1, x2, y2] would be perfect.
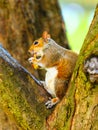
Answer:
[45, 99, 56, 109]
[45, 97, 59, 109]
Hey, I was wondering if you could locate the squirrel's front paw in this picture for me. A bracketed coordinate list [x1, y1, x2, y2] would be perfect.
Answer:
[45, 97, 59, 109]
[28, 57, 33, 64]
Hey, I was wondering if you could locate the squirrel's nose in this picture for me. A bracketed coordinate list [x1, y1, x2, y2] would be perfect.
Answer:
[28, 50, 34, 56]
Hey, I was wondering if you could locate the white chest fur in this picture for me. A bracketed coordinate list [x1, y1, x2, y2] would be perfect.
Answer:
[45, 67, 58, 97]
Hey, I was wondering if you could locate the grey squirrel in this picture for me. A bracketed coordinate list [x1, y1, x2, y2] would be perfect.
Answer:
[28, 31, 78, 108]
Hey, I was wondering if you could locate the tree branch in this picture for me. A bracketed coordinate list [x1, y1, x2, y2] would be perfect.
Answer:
[0, 44, 51, 130]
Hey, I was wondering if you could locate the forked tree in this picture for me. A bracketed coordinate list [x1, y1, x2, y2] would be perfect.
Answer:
[0, 1, 98, 130]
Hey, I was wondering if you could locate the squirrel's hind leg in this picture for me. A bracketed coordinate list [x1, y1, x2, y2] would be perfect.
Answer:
[45, 97, 60, 109]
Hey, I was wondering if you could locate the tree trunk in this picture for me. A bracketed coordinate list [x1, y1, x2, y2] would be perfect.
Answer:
[0, 2, 98, 130]
[46, 4, 98, 130]
[0, 0, 69, 71]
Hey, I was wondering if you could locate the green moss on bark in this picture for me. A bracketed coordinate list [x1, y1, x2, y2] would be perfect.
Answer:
[46, 4, 98, 130]
[0, 56, 51, 130]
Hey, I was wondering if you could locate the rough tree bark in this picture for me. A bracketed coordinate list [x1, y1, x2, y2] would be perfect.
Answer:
[0, 2, 98, 130]
[45, 5, 98, 130]
[0, 45, 52, 130]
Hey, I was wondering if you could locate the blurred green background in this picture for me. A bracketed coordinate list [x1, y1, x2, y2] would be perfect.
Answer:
[59, 0, 98, 52]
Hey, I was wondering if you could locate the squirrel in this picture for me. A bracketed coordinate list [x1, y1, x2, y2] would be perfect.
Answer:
[28, 31, 78, 109]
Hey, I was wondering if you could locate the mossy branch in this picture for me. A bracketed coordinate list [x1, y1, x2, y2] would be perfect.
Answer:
[0, 44, 51, 130]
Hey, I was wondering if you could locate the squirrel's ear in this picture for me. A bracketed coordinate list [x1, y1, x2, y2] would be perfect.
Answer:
[42, 31, 51, 41]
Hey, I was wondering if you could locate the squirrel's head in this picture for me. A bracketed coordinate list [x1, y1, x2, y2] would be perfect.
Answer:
[28, 31, 51, 56]
[28, 31, 51, 69]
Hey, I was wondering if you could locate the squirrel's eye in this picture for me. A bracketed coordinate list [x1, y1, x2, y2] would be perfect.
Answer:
[34, 41, 38, 45]
[36, 55, 41, 59]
